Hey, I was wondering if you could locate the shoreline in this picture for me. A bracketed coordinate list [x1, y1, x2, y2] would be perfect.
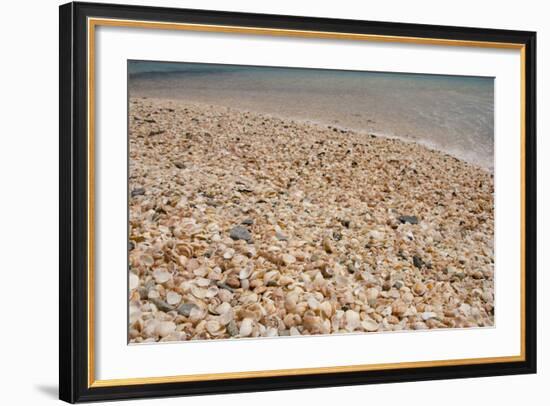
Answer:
[130, 96, 493, 173]
[128, 97, 494, 343]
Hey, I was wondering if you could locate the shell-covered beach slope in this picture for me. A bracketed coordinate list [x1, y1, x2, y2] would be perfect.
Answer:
[128, 97, 494, 343]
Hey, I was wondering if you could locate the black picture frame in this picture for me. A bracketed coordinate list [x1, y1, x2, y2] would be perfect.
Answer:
[59, 1, 537, 403]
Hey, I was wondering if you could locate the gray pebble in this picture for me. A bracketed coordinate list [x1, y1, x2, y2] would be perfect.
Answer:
[398, 215, 418, 225]
[177, 303, 198, 317]
[229, 226, 252, 243]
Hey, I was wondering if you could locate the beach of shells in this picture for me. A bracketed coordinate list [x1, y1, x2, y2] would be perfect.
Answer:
[128, 97, 494, 343]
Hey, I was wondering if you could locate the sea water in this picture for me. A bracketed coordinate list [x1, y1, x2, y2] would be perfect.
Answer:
[129, 61, 494, 170]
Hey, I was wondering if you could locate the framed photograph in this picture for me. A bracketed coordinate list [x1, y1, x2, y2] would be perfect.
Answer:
[59, 1, 537, 403]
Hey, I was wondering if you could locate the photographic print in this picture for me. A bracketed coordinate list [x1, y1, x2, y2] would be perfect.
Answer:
[128, 61, 495, 343]
[61, 4, 536, 401]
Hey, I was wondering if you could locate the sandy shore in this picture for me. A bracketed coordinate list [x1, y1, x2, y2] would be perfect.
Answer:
[128, 97, 494, 343]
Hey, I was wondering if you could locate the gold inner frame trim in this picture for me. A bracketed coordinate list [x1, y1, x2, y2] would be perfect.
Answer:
[87, 17, 527, 388]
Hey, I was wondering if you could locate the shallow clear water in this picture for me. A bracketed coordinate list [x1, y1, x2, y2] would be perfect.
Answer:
[129, 61, 494, 170]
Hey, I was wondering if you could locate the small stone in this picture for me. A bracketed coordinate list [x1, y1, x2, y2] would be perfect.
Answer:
[150, 297, 174, 312]
[226, 277, 241, 289]
[241, 218, 254, 225]
[472, 270, 484, 279]
[131, 187, 145, 197]
[275, 232, 288, 241]
[216, 281, 235, 292]
[176, 302, 198, 317]
[229, 226, 252, 243]
[413, 255, 424, 269]
[398, 215, 418, 224]
[340, 219, 351, 228]
[322, 238, 333, 254]
[227, 320, 239, 336]
[174, 161, 186, 169]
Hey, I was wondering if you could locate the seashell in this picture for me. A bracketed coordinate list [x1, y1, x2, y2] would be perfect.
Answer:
[239, 267, 252, 279]
[278, 276, 294, 286]
[421, 311, 438, 321]
[166, 291, 182, 305]
[193, 266, 208, 277]
[185, 258, 200, 272]
[156, 321, 176, 337]
[413, 281, 427, 296]
[366, 287, 379, 306]
[217, 288, 233, 303]
[189, 305, 206, 321]
[195, 277, 211, 287]
[129, 273, 140, 290]
[320, 301, 333, 318]
[139, 254, 154, 267]
[303, 311, 322, 333]
[153, 268, 172, 284]
[191, 286, 207, 299]
[413, 321, 428, 330]
[307, 297, 320, 310]
[223, 249, 235, 259]
[289, 327, 301, 336]
[206, 286, 219, 298]
[239, 318, 253, 337]
[344, 310, 360, 332]
[206, 320, 224, 335]
[176, 242, 193, 257]
[361, 318, 379, 332]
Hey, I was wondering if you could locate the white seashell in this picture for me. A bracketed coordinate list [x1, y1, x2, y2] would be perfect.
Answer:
[345, 310, 361, 332]
[206, 320, 222, 335]
[153, 268, 172, 284]
[139, 254, 154, 267]
[223, 249, 235, 259]
[239, 318, 253, 337]
[366, 288, 379, 306]
[216, 302, 232, 315]
[156, 321, 176, 337]
[289, 327, 301, 336]
[195, 277, 211, 287]
[147, 290, 160, 299]
[206, 286, 219, 298]
[239, 268, 252, 279]
[320, 301, 333, 318]
[361, 319, 379, 332]
[307, 297, 320, 310]
[166, 291, 182, 305]
[191, 286, 207, 299]
[421, 311, 438, 321]
[129, 273, 139, 290]
[189, 306, 205, 321]
[265, 327, 279, 337]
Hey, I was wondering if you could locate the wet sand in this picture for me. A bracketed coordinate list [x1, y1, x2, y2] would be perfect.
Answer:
[128, 97, 494, 343]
